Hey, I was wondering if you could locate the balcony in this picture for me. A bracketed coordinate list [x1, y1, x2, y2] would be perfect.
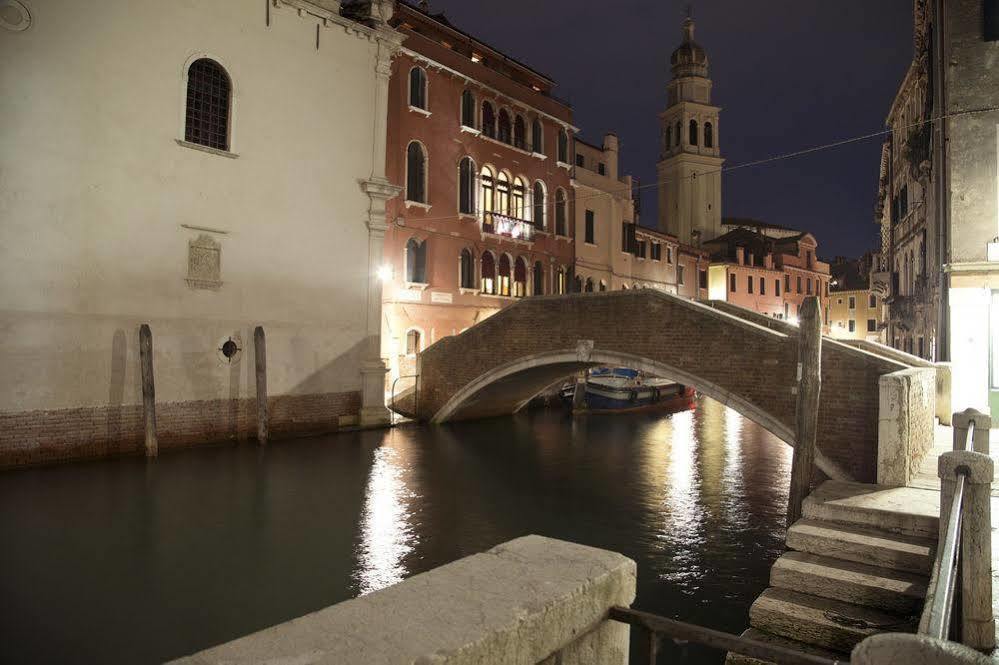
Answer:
[482, 211, 535, 242]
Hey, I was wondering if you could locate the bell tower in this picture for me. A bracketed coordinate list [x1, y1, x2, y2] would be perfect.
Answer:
[657, 14, 724, 245]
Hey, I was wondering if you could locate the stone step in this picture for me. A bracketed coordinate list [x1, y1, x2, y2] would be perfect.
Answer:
[724, 628, 847, 665]
[787, 518, 936, 575]
[770, 551, 928, 614]
[802, 480, 939, 538]
[749, 587, 918, 653]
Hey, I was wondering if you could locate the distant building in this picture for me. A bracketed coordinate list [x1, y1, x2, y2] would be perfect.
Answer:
[381, 1, 576, 389]
[828, 255, 885, 342]
[704, 220, 831, 324]
[573, 135, 708, 297]
[657, 15, 724, 246]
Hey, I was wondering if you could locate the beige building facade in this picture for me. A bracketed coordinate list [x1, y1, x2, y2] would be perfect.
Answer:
[573, 135, 708, 297]
[0, 0, 402, 465]
[828, 290, 885, 342]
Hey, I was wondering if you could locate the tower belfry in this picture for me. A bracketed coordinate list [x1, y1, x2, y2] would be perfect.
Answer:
[657, 14, 724, 245]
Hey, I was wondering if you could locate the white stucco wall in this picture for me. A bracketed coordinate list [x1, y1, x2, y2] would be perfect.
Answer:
[0, 1, 386, 414]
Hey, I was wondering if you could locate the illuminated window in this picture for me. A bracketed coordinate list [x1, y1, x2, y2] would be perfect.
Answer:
[513, 257, 527, 297]
[498, 254, 511, 296]
[481, 252, 496, 295]
[185, 58, 231, 151]
[556, 267, 566, 294]
[599, 280, 607, 292]
[408, 67, 427, 109]
[512, 176, 527, 219]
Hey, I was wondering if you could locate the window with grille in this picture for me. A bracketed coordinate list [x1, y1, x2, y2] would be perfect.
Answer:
[185, 59, 231, 151]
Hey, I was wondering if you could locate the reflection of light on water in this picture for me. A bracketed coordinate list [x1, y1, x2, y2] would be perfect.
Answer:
[658, 409, 705, 590]
[723, 406, 744, 487]
[354, 446, 418, 595]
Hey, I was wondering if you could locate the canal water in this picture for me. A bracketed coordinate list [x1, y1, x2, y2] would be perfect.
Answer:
[0, 397, 791, 664]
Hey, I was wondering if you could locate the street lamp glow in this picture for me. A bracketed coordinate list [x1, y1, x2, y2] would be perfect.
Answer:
[377, 265, 393, 282]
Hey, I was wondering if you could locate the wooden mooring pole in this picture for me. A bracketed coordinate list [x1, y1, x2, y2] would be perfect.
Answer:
[254, 326, 268, 446]
[139, 324, 158, 458]
[787, 296, 821, 527]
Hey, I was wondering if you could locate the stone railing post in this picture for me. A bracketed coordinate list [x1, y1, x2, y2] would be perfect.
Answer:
[938, 448, 995, 650]
[952, 408, 991, 453]
[852, 633, 991, 664]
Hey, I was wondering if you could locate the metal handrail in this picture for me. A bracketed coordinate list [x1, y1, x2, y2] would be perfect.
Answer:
[921, 417, 975, 640]
[609, 606, 844, 665]
[390, 373, 420, 421]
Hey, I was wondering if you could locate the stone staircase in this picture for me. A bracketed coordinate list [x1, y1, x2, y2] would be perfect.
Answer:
[728, 481, 939, 664]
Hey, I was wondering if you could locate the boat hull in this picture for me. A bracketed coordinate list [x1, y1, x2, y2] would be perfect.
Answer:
[559, 381, 695, 414]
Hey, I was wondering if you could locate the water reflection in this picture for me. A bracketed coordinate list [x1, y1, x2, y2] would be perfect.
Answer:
[353, 437, 419, 595]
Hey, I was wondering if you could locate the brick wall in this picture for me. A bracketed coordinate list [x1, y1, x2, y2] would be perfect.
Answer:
[0, 391, 360, 468]
[416, 291, 909, 483]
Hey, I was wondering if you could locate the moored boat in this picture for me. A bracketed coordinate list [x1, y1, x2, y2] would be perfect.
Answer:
[559, 367, 696, 414]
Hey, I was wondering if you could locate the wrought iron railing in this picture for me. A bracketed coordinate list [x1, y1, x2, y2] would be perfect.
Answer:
[482, 211, 535, 241]
[609, 607, 843, 665]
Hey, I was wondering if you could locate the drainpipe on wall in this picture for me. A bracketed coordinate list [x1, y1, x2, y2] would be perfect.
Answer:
[934, 0, 950, 361]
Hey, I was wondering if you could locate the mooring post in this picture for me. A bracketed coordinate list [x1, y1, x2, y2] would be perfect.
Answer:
[139, 324, 158, 458]
[254, 326, 268, 446]
[787, 296, 821, 527]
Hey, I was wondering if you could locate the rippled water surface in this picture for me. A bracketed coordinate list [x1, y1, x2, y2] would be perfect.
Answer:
[0, 397, 792, 663]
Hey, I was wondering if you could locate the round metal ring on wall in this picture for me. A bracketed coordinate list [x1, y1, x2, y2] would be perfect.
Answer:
[217, 335, 243, 364]
[0, 1, 31, 32]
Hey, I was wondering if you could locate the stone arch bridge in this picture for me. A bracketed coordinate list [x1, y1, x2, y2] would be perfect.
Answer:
[394, 290, 936, 484]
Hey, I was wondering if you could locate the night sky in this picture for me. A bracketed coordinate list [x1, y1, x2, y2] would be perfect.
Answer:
[420, 0, 914, 259]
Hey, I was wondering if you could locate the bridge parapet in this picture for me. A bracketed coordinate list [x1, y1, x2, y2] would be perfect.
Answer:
[410, 291, 917, 483]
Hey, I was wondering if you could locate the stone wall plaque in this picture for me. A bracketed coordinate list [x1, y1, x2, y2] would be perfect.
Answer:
[186, 234, 222, 290]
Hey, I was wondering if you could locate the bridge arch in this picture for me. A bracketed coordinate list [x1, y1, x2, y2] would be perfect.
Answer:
[427, 347, 859, 479]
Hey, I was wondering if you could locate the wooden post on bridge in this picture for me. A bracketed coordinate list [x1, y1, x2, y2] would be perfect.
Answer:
[787, 296, 821, 528]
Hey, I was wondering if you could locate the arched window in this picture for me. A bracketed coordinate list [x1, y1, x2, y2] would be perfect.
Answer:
[409, 67, 427, 109]
[498, 109, 512, 144]
[584, 277, 594, 293]
[532, 261, 544, 295]
[689, 119, 699, 146]
[406, 329, 421, 355]
[513, 257, 527, 297]
[185, 58, 231, 151]
[665, 125, 672, 152]
[532, 181, 546, 230]
[599, 280, 607, 292]
[480, 165, 495, 222]
[531, 118, 543, 154]
[496, 171, 511, 215]
[675, 121, 681, 146]
[555, 267, 566, 294]
[557, 129, 569, 163]
[573, 275, 583, 293]
[513, 115, 526, 149]
[460, 248, 475, 289]
[498, 254, 512, 296]
[458, 157, 475, 214]
[481, 252, 496, 295]
[704, 122, 714, 148]
[554, 189, 567, 236]
[460, 90, 475, 128]
[512, 176, 527, 220]
[482, 101, 495, 138]
[405, 238, 427, 283]
[406, 142, 427, 203]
